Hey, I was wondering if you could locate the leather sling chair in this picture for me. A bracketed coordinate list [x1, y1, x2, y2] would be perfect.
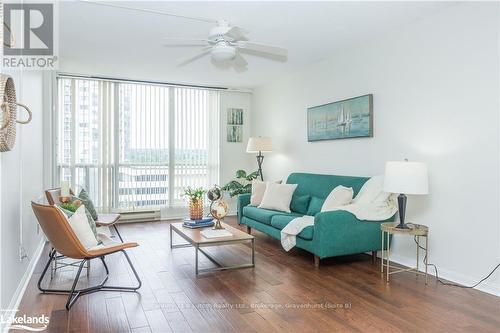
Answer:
[45, 188, 124, 278]
[45, 187, 123, 242]
[31, 202, 142, 310]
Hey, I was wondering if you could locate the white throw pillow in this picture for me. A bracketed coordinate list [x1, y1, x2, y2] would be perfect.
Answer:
[321, 185, 354, 212]
[353, 175, 390, 205]
[258, 183, 298, 213]
[250, 179, 282, 206]
[250, 180, 267, 206]
[57, 205, 99, 249]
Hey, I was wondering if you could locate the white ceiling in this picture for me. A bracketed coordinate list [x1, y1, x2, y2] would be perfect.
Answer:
[59, 1, 455, 89]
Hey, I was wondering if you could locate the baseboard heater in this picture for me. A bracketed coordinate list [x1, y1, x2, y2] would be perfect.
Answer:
[119, 210, 161, 223]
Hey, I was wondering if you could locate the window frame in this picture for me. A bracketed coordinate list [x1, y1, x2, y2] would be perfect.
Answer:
[54, 75, 221, 213]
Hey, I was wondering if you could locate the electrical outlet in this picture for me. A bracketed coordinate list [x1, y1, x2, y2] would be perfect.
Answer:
[19, 246, 28, 261]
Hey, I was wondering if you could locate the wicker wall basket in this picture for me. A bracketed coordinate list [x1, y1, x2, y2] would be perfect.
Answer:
[0, 74, 32, 152]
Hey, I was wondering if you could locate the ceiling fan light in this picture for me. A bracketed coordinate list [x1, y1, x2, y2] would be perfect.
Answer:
[211, 45, 236, 62]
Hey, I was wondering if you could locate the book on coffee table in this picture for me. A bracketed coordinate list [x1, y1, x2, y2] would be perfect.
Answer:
[183, 217, 213, 225]
[200, 229, 233, 239]
[183, 221, 214, 229]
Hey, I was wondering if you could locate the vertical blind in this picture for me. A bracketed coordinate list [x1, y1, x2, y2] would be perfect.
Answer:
[56, 77, 220, 213]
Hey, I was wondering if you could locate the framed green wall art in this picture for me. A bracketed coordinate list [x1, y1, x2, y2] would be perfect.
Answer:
[307, 94, 373, 141]
[227, 108, 243, 142]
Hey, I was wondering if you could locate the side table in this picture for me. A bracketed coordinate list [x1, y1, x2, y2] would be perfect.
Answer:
[381, 222, 429, 284]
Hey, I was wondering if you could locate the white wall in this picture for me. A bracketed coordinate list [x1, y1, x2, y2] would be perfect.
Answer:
[0, 70, 46, 312]
[220, 91, 253, 213]
[252, 2, 499, 295]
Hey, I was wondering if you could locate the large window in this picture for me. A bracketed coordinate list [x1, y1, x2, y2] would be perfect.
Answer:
[56, 77, 220, 212]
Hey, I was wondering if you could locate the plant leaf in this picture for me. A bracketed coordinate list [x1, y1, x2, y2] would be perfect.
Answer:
[236, 169, 247, 179]
[222, 180, 242, 191]
[244, 183, 252, 192]
[247, 171, 260, 179]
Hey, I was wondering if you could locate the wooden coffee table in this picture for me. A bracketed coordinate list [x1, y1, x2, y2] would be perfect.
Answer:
[169, 222, 255, 275]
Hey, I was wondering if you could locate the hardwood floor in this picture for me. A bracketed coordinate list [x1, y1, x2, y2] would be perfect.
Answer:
[14, 217, 500, 332]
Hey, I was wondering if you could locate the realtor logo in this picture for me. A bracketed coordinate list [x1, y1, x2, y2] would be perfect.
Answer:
[2, 3, 58, 69]
[0, 309, 49, 331]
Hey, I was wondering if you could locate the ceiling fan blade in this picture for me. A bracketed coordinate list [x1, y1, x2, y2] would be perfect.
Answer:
[233, 53, 248, 68]
[233, 55, 248, 73]
[177, 47, 212, 66]
[80, 0, 216, 23]
[236, 41, 287, 57]
[224, 26, 248, 41]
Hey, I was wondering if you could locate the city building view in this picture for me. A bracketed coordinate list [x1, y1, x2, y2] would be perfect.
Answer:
[57, 78, 216, 212]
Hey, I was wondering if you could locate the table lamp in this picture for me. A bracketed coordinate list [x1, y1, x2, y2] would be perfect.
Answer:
[383, 160, 428, 229]
[246, 137, 273, 181]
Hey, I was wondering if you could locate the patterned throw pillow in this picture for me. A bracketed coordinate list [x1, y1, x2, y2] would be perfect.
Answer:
[78, 189, 99, 221]
[57, 203, 102, 245]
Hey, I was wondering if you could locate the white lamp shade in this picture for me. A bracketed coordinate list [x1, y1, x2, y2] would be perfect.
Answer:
[383, 161, 429, 195]
[246, 137, 273, 153]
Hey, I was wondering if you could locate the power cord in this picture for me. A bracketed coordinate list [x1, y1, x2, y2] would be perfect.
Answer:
[412, 235, 500, 288]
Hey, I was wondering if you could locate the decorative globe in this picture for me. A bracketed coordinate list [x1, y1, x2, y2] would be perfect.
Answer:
[207, 185, 222, 201]
[211, 200, 228, 220]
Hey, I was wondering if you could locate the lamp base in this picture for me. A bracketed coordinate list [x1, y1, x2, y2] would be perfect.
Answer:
[396, 193, 409, 229]
[256, 152, 264, 181]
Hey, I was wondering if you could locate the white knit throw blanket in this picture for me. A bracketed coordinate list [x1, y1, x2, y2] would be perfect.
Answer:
[280, 197, 397, 251]
[280, 216, 315, 251]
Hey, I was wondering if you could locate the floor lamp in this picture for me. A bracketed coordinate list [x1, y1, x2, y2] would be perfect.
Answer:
[246, 137, 273, 181]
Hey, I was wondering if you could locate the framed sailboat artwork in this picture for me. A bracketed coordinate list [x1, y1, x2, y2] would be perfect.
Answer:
[307, 94, 373, 141]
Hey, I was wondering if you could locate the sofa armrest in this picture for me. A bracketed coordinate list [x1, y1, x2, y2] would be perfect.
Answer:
[237, 193, 251, 224]
[313, 210, 395, 258]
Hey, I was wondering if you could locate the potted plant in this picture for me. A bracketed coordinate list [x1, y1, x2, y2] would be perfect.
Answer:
[222, 169, 260, 197]
[183, 187, 206, 220]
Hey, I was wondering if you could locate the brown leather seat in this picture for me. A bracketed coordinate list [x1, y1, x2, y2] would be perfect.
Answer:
[31, 202, 141, 309]
[45, 187, 123, 241]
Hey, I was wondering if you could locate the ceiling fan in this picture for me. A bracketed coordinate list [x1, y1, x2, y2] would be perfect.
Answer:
[81, 1, 288, 70]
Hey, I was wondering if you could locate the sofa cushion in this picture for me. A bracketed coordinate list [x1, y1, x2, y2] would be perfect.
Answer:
[290, 194, 311, 215]
[259, 183, 298, 213]
[271, 215, 314, 240]
[286, 172, 369, 199]
[306, 196, 325, 216]
[242, 206, 301, 225]
[321, 185, 353, 212]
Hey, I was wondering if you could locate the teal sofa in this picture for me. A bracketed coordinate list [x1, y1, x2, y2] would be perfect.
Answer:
[237, 172, 395, 266]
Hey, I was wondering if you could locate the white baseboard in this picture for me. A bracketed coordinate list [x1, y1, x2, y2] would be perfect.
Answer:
[158, 212, 237, 222]
[387, 253, 500, 297]
[2, 238, 46, 333]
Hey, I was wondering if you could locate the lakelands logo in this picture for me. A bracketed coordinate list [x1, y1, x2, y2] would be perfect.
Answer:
[2, 2, 58, 69]
[1, 310, 49, 331]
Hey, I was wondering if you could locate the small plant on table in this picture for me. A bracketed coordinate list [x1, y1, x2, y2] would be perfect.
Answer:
[183, 187, 206, 220]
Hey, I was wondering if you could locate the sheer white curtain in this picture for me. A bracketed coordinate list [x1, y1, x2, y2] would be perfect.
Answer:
[56, 77, 220, 214]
